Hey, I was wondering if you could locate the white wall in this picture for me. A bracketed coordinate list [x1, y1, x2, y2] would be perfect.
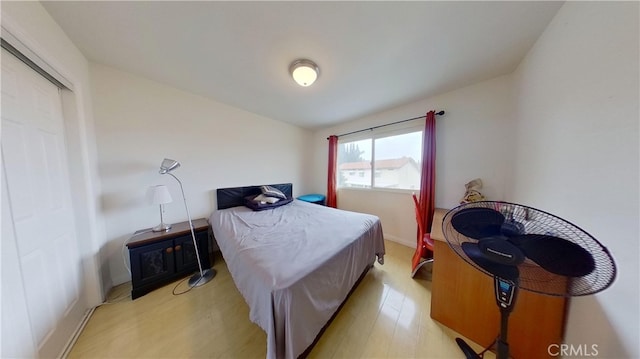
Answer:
[311, 75, 515, 246]
[90, 64, 313, 285]
[509, 2, 639, 358]
[1, 2, 105, 305]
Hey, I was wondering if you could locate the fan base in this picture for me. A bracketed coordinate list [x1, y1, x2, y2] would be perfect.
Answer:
[456, 338, 481, 359]
[456, 336, 509, 359]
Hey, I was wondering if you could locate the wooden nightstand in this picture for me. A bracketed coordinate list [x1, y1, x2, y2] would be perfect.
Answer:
[126, 218, 212, 299]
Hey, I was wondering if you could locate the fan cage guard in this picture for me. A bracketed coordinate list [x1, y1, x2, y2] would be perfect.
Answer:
[442, 201, 616, 297]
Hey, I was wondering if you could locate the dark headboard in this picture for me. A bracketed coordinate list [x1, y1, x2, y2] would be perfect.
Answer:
[216, 183, 293, 210]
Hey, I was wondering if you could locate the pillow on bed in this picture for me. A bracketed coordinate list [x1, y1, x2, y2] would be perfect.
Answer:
[253, 194, 280, 204]
[261, 185, 287, 199]
[244, 194, 293, 211]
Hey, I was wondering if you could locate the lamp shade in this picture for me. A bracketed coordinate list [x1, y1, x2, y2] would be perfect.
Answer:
[289, 59, 319, 87]
[147, 185, 173, 205]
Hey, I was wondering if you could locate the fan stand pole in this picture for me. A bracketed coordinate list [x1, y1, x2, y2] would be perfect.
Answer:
[494, 276, 518, 359]
[455, 277, 518, 359]
[496, 307, 511, 359]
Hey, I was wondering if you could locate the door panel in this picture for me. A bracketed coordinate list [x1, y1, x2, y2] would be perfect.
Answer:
[131, 239, 176, 287]
[1, 166, 37, 358]
[1, 48, 84, 357]
[20, 250, 55, 345]
[2, 121, 35, 223]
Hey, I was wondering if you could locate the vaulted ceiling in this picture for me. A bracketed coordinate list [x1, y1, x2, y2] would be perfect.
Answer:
[42, 1, 563, 129]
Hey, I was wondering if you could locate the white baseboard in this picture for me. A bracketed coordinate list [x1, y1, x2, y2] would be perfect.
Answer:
[60, 307, 96, 358]
[384, 234, 414, 248]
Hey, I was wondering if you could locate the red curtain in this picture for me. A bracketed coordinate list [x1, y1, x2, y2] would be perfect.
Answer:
[327, 135, 338, 208]
[418, 111, 436, 258]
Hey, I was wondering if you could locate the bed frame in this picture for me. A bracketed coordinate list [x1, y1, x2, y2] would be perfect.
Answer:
[216, 183, 293, 210]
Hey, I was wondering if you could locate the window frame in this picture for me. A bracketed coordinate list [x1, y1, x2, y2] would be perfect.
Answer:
[337, 123, 424, 193]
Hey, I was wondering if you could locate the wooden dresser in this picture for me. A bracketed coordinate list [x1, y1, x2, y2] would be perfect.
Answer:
[429, 208, 567, 359]
[126, 218, 212, 299]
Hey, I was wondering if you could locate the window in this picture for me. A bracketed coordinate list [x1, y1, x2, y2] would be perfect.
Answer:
[337, 139, 371, 188]
[337, 129, 423, 190]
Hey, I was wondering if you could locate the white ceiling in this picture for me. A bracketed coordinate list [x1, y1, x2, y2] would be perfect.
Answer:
[42, 1, 563, 130]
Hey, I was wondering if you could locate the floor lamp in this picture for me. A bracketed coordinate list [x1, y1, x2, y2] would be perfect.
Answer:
[159, 158, 215, 287]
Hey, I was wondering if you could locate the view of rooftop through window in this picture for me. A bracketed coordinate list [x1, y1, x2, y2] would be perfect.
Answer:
[337, 130, 423, 190]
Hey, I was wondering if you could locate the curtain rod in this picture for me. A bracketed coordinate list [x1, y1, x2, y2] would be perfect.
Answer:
[328, 110, 445, 139]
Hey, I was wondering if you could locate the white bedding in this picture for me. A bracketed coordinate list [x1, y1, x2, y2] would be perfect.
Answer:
[210, 199, 385, 359]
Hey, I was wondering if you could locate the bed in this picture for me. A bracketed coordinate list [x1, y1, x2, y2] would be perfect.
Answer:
[209, 183, 385, 359]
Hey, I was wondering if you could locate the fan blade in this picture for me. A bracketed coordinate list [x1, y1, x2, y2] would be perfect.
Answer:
[478, 236, 525, 266]
[509, 234, 596, 277]
[451, 207, 505, 240]
[501, 219, 525, 237]
[461, 242, 519, 280]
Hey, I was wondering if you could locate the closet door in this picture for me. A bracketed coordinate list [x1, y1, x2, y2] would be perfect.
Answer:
[2, 48, 85, 358]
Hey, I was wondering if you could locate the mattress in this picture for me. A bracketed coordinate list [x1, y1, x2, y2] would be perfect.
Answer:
[209, 199, 385, 358]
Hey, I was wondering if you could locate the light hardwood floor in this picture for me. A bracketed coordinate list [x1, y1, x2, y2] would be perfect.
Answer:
[68, 240, 493, 358]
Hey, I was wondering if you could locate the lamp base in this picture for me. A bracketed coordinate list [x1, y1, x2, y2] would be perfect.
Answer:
[152, 222, 171, 232]
[188, 268, 216, 288]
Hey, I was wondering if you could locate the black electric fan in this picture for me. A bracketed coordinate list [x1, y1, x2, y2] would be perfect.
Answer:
[442, 201, 616, 359]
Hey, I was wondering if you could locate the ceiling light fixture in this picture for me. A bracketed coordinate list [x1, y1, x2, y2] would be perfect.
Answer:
[289, 59, 319, 87]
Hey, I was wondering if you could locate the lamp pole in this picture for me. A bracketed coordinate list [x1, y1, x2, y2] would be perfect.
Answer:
[163, 172, 215, 287]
